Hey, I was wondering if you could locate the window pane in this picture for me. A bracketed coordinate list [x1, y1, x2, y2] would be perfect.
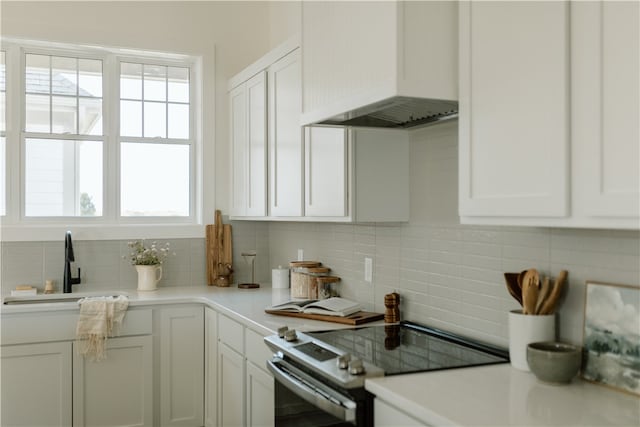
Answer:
[0, 136, 5, 216]
[79, 59, 102, 98]
[168, 66, 189, 103]
[52, 95, 77, 133]
[120, 142, 189, 216]
[143, 64, 166, 102]
[120, 100, 141, 137]
[25, 54, 50, 94]
[79, 97, 102, 135]
[52, 56, 77, 96]
[120, 62, 141, 99]
[25, 138, 102, 216]
[144, 101, 166, 138]
[25, 93, 50, 132]
[168, 104, 189, 139]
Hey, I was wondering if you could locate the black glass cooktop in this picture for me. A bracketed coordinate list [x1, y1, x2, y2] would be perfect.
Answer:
[306, 321, 508, 376]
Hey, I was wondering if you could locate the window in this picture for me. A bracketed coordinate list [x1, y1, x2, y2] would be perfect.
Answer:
[119, 62, 191, 217]
[1, 40, 199, 230]
[24, 53, 104, 216]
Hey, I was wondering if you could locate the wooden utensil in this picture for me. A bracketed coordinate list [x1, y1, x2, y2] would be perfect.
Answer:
[538, 270, 568, 315]
[535, 276, 551, 314]
[504, 272, 523, 306]
[521, 269, 540, 314]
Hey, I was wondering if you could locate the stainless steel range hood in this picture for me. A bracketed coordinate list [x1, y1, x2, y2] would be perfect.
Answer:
[314, 96, 458, 129]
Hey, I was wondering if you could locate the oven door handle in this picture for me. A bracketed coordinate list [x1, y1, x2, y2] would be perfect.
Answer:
[267, 358, 357, 422]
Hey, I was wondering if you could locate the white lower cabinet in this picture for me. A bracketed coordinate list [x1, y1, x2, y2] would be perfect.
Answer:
[205, 307, 218, 427]
[244, 328, 274, 427]
[245, 362, 274, 427]
[1, 309, 153, 427]
[159, 306, 204, 427]
[215, 314, 274, 427]
[374, 398, 426, 427]
[218, 342, 245, 427]
[1, 341, 73, 427]
[73, 336, 153, 427]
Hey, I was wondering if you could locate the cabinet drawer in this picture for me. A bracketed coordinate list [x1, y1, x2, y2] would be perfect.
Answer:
[218, 314, 244, 354]
[245, 328, 273, 370]
[1, 308, 152, 345]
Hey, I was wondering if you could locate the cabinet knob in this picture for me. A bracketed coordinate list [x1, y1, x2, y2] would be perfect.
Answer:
[348, 358, 365, 375]
[284, 329, 298, 342]
[337, 354, 351, 369]
[277, 326, 289, 338]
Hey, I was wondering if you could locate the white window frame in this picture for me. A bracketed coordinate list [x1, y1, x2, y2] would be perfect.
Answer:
[0, 39, 205, 241]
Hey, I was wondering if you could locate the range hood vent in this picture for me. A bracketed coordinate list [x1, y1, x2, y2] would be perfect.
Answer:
[315, 96, 458, 129]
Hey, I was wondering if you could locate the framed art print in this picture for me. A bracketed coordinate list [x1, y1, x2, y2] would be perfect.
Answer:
[582, 281, 640, 395]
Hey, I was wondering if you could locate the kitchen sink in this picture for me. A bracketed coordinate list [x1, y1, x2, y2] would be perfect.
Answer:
[3, 291, 129, 305]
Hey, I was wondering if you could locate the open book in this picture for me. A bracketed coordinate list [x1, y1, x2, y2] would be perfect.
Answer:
[268, 297, 361, 317]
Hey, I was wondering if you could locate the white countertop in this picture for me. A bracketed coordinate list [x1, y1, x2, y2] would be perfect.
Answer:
[0, 285, 377, 336]
[365, 364, 640, 427]
[4, 286, 638, 427]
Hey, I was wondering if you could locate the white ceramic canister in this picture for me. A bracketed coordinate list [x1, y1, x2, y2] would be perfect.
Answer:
[271, 266, 289, 289]
[508, 309, 555, 371]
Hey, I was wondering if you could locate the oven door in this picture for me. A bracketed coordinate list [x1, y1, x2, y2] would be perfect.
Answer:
[267, 357, 371, 427]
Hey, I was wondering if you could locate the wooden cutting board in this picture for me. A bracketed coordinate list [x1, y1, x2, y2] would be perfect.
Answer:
[264, 310, 384, 325]
[206, 210, 233, 285]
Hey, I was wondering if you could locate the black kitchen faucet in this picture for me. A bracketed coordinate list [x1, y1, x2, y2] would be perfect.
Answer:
[63, 231, 81, 293]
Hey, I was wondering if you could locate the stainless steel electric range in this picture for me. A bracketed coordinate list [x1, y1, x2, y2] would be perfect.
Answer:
[265, 321, 509, 427]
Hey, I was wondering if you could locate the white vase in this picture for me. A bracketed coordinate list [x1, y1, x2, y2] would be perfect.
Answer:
[508, 309, 555, 371]
[136, 265, 162, 291]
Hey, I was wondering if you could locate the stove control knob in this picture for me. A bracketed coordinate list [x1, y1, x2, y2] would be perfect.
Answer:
[284, 329, 298, 342]
[348, 358, 365, 375]
[337, 354, 351, 369]
[277, 326, 289, 338]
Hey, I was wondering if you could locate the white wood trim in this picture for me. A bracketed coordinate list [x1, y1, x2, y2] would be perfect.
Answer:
[227, 34, 300, 91]
[0, 223, 205, 241]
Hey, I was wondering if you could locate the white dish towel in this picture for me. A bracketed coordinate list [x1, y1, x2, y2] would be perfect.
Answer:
[76, 295, 129, 361]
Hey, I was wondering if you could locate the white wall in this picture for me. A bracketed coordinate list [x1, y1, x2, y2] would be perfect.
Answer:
[268, 0, 301, 48]
[1, 0, 273, 216]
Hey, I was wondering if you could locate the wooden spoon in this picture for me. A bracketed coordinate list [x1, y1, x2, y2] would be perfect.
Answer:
[504, 272, 523, 306]
[538, 270, 568, 315]
[521, 269, 540, 314]
[535, 276, 551, 314]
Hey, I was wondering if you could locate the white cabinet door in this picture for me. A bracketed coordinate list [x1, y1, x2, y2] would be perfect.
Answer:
[572, 1, 640, 221]
[1, 342, 72, 427]
[205, 308, 218, 427]
[245, 362, 274, 427]
[160, 306, 204, 427]
[459, 1, 570, 217]
[230, 83, 248, 217]
[305, 126, 348, 217]
[73, 336, 153, 427]
[218, 343, 245, 427]
[231, 72, 268, 217]
[269, 49, 303, 217]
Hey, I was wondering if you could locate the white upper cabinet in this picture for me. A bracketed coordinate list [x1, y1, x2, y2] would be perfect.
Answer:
[230, 71, 268, 217]
[229, 37, 409, 223]
[301, 1, 458, 125]
[572, 1, 640, 224]
[459, 1, 639, 229]
[304, 126, 410, 222]
[459, 1, 570, 218]
[305, 127, 347, 217]
[269, 49, 304, 217]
